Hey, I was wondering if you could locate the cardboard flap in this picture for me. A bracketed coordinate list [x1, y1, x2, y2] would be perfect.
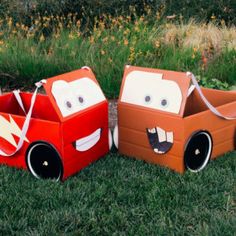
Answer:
[119, 65, 191, 117]
[43, 67, 106, 121]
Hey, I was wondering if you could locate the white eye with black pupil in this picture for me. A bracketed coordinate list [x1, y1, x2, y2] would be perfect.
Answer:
[78, 96, 85, 105]
[160, 98, 168, 108]
[144, 95, 152, 103]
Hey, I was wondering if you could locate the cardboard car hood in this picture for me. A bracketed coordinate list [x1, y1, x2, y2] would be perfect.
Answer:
[43, 68, 106, 122]
[119, 65, 191, 117]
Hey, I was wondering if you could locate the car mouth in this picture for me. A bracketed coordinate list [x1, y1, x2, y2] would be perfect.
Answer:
[73, 128, 102, 152]
[146, 127, 173, 154]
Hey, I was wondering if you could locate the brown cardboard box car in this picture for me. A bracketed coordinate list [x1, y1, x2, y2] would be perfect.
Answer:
[114, 65, 236, 173]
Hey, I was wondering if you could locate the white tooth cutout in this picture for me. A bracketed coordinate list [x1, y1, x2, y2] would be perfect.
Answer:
[154, 148, 159, 153]
[156, 127, 166, 143]
[75, 128, 101, 152]
[155, 127, 173, 143]
[113, 124, 119, 149]
[154, 148, 164, 154]
[121, 71, 182, 114]
[149, 128, 156, 134]
[108, 129, 112, 150]
[166, 132, 174, 143]
[52, 78, 106, 117]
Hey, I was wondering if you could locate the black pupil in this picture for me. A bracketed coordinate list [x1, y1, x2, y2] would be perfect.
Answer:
[78, 96, 84, 103]
[161, 99, 167, 106]
[66, 101, 72, 108]
[145, 96, 151, 102]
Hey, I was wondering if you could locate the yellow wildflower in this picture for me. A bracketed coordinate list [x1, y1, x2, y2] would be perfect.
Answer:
[68, 33, 75, 39]
[100, 50, 106, 55]
[128, 47, 135, 63]
[90, 36, 95, 44]
[98, 21, 105, 30]
[134, 26, 140, 32]
[140, 16, 144, 22]
[211, 14, 216, 20]
[127, 16, 131, 22]
[156, 12, 161, 20]
[119, 16, 124, 21]
[124, 39, 129, 46]
[31, 47, 35, 53]
[27, 32, 34, 38]
[54, 32, 60, 39]
[221, 19, 225, 26]
[59, 22, 63, 29]
[7, 17, 13, 27]
[47, 48, 53, 56]
[39, 34, 45, 42]
[76, 20, 81, 27]
[154, 40, 160, 48]
[124, 29, 130, 35]
[102, 37, 108, 43]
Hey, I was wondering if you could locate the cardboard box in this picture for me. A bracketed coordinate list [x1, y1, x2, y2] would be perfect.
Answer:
[116, 65, 236, 173]
[0, 67, 109, 180]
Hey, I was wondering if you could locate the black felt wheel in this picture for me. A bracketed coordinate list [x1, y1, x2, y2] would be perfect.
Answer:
[184, 131, 212, 172]
[26, 142, 63, 181]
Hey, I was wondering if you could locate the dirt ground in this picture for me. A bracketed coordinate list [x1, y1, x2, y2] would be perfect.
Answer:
[108, 100, 117, 129]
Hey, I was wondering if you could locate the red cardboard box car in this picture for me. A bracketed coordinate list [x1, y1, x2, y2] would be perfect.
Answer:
[0, 67, 110, 181]
[114, 65, 236, 173]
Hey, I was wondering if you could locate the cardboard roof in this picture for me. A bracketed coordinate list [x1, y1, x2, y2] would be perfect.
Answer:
[119, 65, 191, 117]
[43, 67, 106, 122]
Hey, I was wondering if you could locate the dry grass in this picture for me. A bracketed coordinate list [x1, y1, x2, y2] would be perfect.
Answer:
[161, 20, 236, 53]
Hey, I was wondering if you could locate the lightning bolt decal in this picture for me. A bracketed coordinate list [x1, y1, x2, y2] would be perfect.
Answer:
[0, 115, 29, 147]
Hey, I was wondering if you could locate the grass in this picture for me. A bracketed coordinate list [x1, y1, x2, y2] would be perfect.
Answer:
[0, 9, 235, 236]
[0, 15, 236, 97]
[0, 151, 236, 235]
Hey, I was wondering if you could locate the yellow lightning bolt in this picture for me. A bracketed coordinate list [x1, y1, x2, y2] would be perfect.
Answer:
[0, 115, 29, 147]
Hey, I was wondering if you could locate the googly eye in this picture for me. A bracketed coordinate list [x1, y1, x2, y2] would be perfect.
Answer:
[144, 95, 152, 104]
[160, 98, 169, 108]
[64, 100, 72, 110]
[77, 95, 85, 105]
